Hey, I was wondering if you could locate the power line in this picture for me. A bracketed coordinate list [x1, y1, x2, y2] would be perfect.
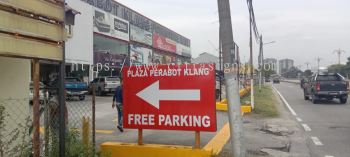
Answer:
[246, 0, 260, 43]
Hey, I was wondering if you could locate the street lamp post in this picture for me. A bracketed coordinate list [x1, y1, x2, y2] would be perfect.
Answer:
[258, 39, 276, 91]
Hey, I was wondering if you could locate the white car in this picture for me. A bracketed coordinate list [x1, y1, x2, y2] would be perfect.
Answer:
[29, 81, 48, 104]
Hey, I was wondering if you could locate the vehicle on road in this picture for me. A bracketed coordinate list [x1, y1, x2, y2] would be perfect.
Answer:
[265, 78, 271, 82]
[88, 77, 120, 96]
[303, 73, 349, 104]
[273, 77, 280, 84]
[29, 81, 48, 104]
[65, 77, 88, 100]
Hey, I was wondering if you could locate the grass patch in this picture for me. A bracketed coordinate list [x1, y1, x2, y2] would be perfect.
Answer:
[254, 85, 279, 117]
[241, 85, 279, 117]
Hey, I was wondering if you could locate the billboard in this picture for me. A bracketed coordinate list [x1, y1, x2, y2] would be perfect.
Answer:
[153, 33, 176, 53]
[130, 44, 152, 65]
[130, 25, 153, 46]
[81, 0, 190, 48]
[122, 64, 217, 131]
[93, 8, 129, 41]
[176, 43, 191, 57]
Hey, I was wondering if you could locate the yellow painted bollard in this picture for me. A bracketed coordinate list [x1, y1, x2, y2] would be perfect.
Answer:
[82, 116, 90, 146]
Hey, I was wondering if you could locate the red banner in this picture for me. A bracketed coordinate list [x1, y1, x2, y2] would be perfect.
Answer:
[153, 33, 177, 53]
[122, 64, 217, 132]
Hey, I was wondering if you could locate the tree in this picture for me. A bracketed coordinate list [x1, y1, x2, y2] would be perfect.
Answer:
[263, 68, 276, 78]
[281, 66, 302, 78]
[328, 64, 346, 76]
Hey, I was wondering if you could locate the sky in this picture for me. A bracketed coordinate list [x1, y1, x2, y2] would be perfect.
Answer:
[117, 0, 350, 71]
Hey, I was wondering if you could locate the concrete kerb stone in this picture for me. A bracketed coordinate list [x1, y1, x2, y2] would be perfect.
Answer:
[100, 142, 212, 157]
[216, 87, 252, 113]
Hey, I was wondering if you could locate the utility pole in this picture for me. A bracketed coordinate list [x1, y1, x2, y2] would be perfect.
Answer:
[217, 0, 245, 156]
[249, 6, 254, 109]
[208, 40, 223, 100]
[333, 49, 346, 65]
[316, 57, 321, 74]
[305, 62, 310, 70]
[258, 35, 263, 91]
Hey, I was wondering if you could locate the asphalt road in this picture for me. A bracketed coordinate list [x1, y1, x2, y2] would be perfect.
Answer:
[274, 82, 350, 157]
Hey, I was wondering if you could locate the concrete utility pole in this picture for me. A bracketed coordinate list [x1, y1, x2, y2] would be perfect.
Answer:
[333, 49, 346, 65]
[258, 35, 263, 91]
[249, 7, 254, 109]
[217, 0, 245, 156]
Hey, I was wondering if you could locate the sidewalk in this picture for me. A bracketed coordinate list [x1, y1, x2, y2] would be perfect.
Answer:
[219, 86, 311, 157]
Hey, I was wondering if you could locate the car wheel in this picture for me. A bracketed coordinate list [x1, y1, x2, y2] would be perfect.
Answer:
[79, 95, 85, 101]
[66, 95, 72, 101]
[340, 97, 347, 104]
[312, 95, 318, 104]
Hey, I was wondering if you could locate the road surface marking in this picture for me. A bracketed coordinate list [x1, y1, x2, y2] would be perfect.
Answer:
[311, 136, 323, 146]
[301, 124, 311, 131]
[296, 117, 303, 122]
[325, 156, 334, 157]
[272, 86, 297, 116]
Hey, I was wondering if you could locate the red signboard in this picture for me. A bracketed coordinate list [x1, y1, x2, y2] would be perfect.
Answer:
[153, 33, 177, 53]
[122, 64, 217, 132]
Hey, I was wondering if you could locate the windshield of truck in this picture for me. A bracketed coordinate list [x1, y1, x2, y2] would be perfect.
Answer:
[106, 77, 119, 82]
[316, 75, 341, 81]
[65, 78, 80, 82]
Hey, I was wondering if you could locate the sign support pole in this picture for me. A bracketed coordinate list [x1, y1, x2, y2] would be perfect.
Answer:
[138, 129, 143, 145]
[194, 131, 200, 149]
[32, 59, 40, 157]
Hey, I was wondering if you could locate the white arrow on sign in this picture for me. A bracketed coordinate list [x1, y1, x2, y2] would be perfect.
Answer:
[136, 80, 201, 109]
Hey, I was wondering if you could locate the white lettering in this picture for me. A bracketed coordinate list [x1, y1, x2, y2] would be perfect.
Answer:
[202, 116, 210, 127]
[159, 115, 165, 125]
[128, 114, 134, 125]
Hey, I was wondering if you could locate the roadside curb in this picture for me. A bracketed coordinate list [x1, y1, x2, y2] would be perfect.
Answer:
[216, 87, 252, 113]
[100, 142, 212, 157]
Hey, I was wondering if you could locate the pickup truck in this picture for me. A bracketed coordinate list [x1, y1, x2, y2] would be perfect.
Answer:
[303, 73, 349, 104]
[88, 77, 120, 96]
[65, 77, 88, 100]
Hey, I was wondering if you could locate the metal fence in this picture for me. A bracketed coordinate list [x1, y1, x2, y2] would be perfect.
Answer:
[0, 93, 95, 157]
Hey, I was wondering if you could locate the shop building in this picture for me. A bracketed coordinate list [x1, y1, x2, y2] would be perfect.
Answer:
[65, 0, 192, 81]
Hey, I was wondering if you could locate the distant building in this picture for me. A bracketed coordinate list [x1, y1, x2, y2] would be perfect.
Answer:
[279, 59, 294, 74]
[264, 58, 277, 72]
[192, 52, 220, 70]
